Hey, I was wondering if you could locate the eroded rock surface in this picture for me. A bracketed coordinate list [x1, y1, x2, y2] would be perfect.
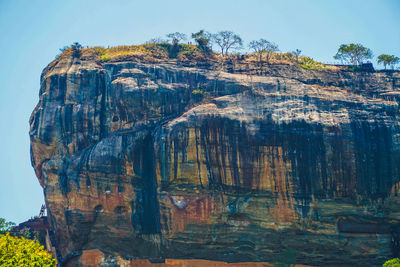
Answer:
[30, 53, 400, 266]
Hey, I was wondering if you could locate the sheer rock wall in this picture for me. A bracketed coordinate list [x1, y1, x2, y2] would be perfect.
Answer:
[30, 53, 400, 266]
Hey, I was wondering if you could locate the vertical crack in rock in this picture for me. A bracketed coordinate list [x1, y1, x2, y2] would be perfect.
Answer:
[132, 133, 161, 234]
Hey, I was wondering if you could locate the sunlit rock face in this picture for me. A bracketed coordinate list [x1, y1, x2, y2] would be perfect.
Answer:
[30, 52, 400, 266]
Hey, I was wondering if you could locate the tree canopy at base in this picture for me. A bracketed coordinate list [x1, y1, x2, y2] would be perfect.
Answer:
[0, 233, 56, 266]
[383, 258, 400, 267]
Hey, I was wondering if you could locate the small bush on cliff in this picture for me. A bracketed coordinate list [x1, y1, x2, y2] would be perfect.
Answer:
[0, 233, 56, 266]
[192, 89, 208, 96]
[299, 56, 326, 70]
[383, 258, 400, 267]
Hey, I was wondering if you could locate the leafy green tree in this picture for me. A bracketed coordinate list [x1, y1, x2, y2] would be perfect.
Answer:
[378, 54, 400, 69]
[71, 42, 82, 50]
[0, 218, 15, 234]
[0, 233, 56, 266]
[192, 30, 212, 54]
[212, 31, 243, 55]
[248, 39, 279, 64]
[383, 258, 400, 267]
[333, 43, 373, 65]
[71, 42, 83, 57]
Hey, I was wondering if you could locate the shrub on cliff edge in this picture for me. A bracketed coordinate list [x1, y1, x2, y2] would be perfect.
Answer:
[299, 56, 326, 70]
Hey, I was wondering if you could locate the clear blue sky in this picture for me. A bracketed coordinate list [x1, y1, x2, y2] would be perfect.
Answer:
[0, 0, 399, 224]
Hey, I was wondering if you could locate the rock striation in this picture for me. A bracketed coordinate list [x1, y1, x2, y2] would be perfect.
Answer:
[30, 51, 400, 266]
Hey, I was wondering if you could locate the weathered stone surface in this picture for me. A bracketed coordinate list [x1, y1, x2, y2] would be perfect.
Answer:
[30, 52, 400, 266]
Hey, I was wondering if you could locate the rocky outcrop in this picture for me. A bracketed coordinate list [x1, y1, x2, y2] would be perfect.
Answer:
[30, 52, 400, 266]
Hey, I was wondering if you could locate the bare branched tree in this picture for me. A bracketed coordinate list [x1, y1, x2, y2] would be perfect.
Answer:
[146, 37, 168, 44]
[166, 32, 187, 45]
[212, 31, 243, 55]
[248, 39, 279, 64]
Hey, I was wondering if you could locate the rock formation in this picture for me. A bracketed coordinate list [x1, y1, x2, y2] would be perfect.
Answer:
[30, 49, 400, 266]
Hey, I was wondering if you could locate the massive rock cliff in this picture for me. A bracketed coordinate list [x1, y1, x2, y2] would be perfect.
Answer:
[30, 50, 400, 266]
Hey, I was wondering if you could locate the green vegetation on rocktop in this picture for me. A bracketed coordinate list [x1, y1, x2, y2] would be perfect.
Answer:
[61, 42, 207, 63]
[57, 30, 399, 71]
[60, 42, 341, 73]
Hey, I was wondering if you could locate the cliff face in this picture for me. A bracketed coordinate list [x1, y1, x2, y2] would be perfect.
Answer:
[30, 52, 400, 266]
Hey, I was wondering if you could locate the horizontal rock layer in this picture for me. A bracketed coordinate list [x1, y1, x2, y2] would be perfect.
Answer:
[30, 53, 400, 266]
